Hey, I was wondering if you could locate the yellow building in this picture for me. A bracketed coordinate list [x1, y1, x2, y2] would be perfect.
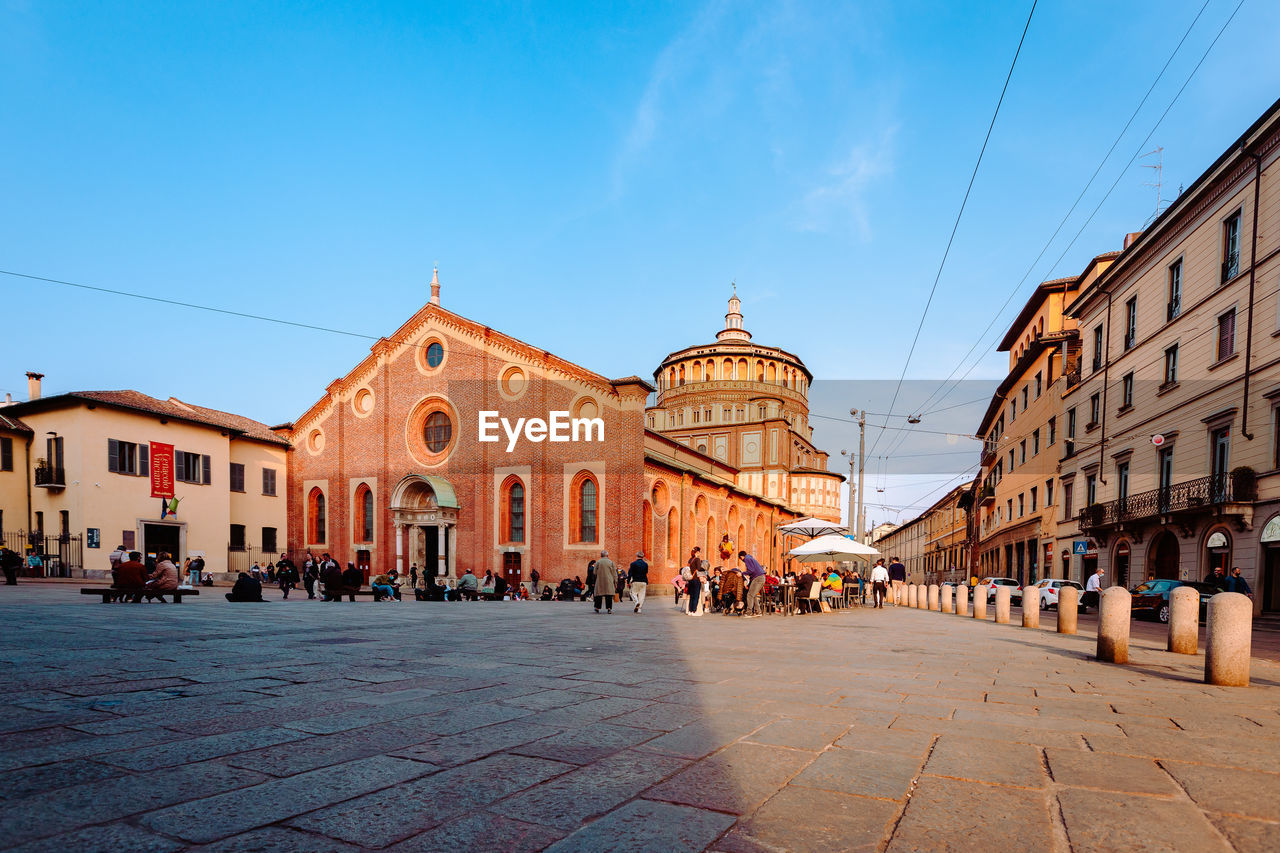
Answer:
[972, 253, 1116, 585]
[646, 289, 844, 523]
[0, 375, 288, 579]
[1057, 97, 1280, 615]
[874, 485, 970, 585]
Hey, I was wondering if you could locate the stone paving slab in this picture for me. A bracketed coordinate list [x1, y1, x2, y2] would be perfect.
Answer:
[2, 585, 1280, 851]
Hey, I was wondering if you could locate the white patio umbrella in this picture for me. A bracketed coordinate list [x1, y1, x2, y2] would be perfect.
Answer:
[777, 517, 848, 539]
[788, 533, 880, 563]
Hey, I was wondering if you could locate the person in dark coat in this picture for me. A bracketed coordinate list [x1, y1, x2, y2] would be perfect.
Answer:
[226, 572, 266, 602]
[320, 556, 345, 601]
[584, 560, 597, 602]
[1225, 567, 1253, 596]
[342, 562, 364, 602]
[1, 547, 21, 585]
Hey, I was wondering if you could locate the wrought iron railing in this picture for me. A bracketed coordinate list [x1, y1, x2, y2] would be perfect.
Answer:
[1078, 474, 1241, 529]
[34, 465, 65, 486]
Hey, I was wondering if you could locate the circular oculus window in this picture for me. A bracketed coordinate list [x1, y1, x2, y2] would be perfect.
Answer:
[353, 388, 374, 416]
[307, 428, 325, 454]
[500, 365, 526, 399]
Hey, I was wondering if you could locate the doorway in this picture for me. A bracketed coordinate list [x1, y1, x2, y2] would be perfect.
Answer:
[1114, 541, 1131, 589]
[1264, 547, 1280, 613]
[1150, 531, 1179, 580]
[424, 528, 439, 576]
[502, 551, 522, 591]
[142, 522, 180, 567]
[356, 549, 370, 582]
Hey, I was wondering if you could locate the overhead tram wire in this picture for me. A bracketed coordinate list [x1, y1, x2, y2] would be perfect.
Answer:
[913, 0, 1242, 418]
[866, 0, 1038, 462]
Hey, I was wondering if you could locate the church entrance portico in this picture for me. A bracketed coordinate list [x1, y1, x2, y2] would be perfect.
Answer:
[391, 475, 459, 580]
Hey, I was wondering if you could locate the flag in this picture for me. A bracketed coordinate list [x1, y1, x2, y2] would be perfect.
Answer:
[161, 497, 181, 519]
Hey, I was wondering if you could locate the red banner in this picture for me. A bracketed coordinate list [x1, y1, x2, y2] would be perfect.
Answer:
[150, 442, 175, 498]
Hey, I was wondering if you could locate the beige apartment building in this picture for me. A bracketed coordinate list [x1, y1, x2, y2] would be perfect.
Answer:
[874, 511, 925, 583]
[1056, 97, 1280, 615]
[972, 253, 1117, 585]
[873, 485, 970, 585]
[922, 485, 971, 585]
[0, 374, 288, 579]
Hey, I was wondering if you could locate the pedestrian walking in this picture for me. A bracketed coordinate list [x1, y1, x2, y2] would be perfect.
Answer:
[1225, 567, 1253, 597]
[870, 559, 890, 608]
[628, 552, 648, 613]
[739, 550, 766, 617]
[888, 556, 906, 605]
[1083, 567, 1104, 612]
[409, 563, 419, 589]
[531, 567, 540, 595]
[592, 551, 617, 614]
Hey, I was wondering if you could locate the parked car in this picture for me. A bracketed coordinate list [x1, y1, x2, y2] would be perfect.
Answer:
[977, 576, 1022, 606]
[1128, 579, 1217, 623]
[1032, 578, 1084, 610]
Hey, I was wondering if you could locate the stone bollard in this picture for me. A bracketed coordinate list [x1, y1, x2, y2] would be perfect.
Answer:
[928, 584, 940, 611]
[918, 585, 928, 610]
[955, 585, 969, 617]
[941, 585, 954, 614]
[1204, 592, 1252, 687]
[1057, 586, 1078, 635]
[994, 586, 1012, 624]
[972, 588, 987, 620]
[1022, 589, 1039, 629]
[907, 585, 918, 608]
[1167, 586, 1200, 655]
[1096, 587, 1131, 664]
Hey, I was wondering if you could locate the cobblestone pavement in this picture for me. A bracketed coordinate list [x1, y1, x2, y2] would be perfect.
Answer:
[1, 585, 1279, 852]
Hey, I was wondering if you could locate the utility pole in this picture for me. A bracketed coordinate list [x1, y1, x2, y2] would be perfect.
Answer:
[842, 410, 868, 542]
[855, 408, 866, 543]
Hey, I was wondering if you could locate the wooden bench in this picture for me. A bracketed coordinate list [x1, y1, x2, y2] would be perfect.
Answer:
[81, 587, 199, 603]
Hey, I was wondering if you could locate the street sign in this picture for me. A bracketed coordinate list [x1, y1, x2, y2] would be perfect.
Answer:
[1072, 540, 1089, 555]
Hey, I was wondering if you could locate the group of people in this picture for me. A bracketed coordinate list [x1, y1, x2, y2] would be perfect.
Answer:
[1204, 565, 1255, 597]
[106, 545, 181, 602]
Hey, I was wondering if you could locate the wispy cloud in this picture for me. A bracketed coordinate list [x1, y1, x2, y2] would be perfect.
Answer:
[610, 1, 729, 199]
[796, 126, 897, 239]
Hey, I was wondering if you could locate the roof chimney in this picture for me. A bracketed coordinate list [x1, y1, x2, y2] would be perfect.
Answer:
[25, 372, 43, 401]
[429, 267, 441, 305]
[1123, 231, 1143, 250]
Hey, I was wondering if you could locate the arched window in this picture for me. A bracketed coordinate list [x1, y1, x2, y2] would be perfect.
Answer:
[502, 476, 525, 543]
[571, 472, 598, 543]
[355, 484, 373, 543]
[308, 488, 326, 544]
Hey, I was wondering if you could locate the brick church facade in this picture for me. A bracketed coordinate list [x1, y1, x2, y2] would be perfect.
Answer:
[284, 274, 830, 585]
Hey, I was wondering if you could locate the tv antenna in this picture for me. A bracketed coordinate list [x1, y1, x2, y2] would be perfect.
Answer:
[1140, 146, 1164, 225]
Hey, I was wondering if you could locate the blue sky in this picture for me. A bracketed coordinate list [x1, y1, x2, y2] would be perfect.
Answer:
[3, 0, 1278, 526]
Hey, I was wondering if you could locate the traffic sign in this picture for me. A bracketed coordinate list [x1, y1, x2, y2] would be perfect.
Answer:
[1151, 434, 1165, 446]
[1072, 540, 1089, 555]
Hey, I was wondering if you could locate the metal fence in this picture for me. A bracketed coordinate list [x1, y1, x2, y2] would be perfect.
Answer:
[226, 544, 280, 575]
[1, 530, 83, 576]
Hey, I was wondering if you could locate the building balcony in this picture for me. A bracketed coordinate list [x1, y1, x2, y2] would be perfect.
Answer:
[34, 465, 65, 489]
[1077, 473, 1255, 542]
[978, 484, 996, 507]
[1064, 368, 1082, 390]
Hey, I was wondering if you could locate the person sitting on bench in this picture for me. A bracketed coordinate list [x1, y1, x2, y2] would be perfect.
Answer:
[226, 572, 266, 602]
[146, 551, 180, 603]
[371, 573, 399, 601]
[342, 562, 365, 601]
[456, 569, 480, 601]
[320, 556, 345, 601]
[113, 551, 148, 602]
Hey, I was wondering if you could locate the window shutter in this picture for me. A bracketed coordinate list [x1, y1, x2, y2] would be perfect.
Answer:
[202, 455, 212, 485]
[139, 443, 149, 475]
[176, 452, 186, 482]
[107, 439, 119, 473]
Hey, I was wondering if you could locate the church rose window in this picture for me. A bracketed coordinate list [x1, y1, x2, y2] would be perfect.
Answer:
[424, 411, 452, 452]
[426, 342, 444, 367]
